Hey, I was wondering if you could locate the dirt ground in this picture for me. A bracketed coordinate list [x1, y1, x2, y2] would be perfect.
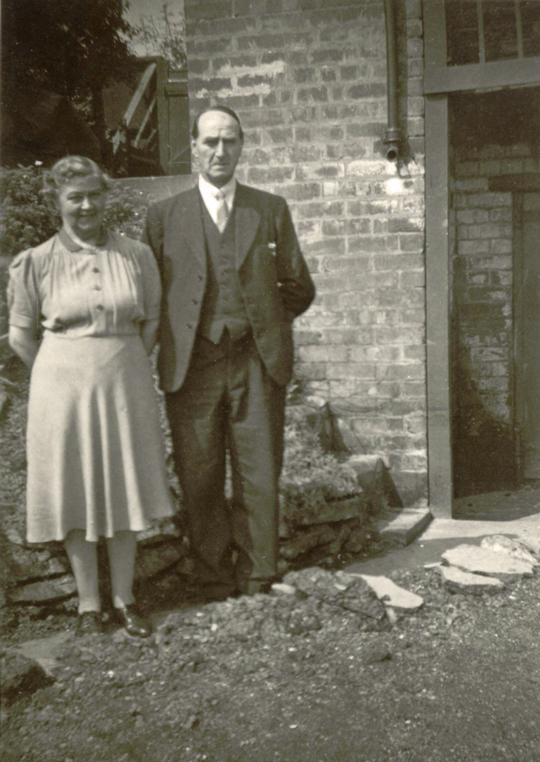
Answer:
[2, 563, 539, 762]
[2, 265, 539, 762]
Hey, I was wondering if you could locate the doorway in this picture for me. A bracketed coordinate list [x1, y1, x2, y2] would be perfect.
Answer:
[449, 89, 540, 499]
[515, 192, 540, 481]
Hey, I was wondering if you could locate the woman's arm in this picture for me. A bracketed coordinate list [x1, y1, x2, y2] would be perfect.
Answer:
[140, 319, 159, 355]
[9, 326, 40, 370]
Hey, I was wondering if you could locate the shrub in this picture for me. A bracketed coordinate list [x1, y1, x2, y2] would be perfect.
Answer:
[0, 165, 57, 256]
[281, 405, 360, 518]
[0, 164, 150, 257]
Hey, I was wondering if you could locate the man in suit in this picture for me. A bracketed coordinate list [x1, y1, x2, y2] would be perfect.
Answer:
[144, 105, 315, 599]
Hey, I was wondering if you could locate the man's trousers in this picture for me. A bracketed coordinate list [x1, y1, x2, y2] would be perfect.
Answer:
[165, 331, 286, 596]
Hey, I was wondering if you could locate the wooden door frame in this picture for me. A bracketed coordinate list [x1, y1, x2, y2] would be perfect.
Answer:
[423, 1, 540, 517]
[425, 95, 453, 517]
[510, 185, 540, 482]
[513, 192, 525, 484]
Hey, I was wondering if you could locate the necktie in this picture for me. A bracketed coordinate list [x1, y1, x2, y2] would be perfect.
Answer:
[213, 189, 228, 233]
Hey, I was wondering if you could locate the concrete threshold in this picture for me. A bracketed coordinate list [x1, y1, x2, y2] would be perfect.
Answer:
[375, 504, 432, 546]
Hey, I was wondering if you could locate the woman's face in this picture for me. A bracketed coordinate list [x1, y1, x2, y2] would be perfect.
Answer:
[57, 176, 106, 241]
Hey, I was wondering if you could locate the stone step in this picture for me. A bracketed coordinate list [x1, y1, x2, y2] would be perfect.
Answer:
[374, 503, 432, 546]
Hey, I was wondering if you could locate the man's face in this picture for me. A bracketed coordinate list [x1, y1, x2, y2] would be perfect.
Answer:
[192, 110, 243, 187]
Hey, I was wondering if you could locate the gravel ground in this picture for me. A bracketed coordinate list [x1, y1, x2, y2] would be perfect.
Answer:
[2, 566, 539, 762]
[2, 262, 539, 761]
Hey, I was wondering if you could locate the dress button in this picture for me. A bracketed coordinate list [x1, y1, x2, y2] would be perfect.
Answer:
[93, 267, 100, 273]
[96, 305, 104, 311]
[94, 285, 101, 291]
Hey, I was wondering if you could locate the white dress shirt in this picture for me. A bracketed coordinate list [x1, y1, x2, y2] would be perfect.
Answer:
[198, 175, 237, 228]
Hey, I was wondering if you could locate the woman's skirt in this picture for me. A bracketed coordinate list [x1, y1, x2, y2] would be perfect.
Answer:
[26, 333, 175, 543]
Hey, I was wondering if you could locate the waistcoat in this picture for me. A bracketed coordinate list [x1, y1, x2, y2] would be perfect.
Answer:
[197, 198, 250, 343]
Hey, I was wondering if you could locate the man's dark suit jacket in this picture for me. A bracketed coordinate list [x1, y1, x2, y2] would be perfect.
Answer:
[143, 183, 316, 392]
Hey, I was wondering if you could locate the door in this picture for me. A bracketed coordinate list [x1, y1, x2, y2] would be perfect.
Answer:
[517, 193, 540, 478]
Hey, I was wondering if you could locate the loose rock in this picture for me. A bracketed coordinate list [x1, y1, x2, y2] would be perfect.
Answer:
[284, 568, 387, 630]
[363, 644, 392, 664]
[8, 575, 77, 604]
[271, 583, 297, 596]
[480, 535, 539, 567]
[439, 565, 506, 595]
[441, 544, 535, 582]
[1, 651, 53, 705]
[351, 574, 424, 612]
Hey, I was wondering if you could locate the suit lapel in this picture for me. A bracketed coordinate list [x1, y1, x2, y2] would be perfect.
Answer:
[177, 188, 206, 267]
[234, 183, 261, 270]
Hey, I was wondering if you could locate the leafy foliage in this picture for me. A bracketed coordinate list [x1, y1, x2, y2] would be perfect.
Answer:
[2, 0, 137, 152]
[3, 0, 136, 98]
[0, 165, 58, 257]
[134, 1, 188, 70]
[0, 165, 150, 257]
[281, 406, 360, 515]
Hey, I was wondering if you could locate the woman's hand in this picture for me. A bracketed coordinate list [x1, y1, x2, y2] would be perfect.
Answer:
[9, 326, 40, 370]
[140, 319, 159, 355]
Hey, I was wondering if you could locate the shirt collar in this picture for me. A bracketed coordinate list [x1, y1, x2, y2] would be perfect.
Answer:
[58, 227, 108, 251]
[198, 174, 237, 210]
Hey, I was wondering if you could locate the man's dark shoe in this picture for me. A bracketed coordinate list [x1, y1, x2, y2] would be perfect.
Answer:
[76, 611, 102, 637]
[115, 604, 152, 639]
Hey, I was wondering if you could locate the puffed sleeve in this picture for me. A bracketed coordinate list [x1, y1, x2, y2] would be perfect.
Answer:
[7, 250, 40, 332]
[140, 244, 162, 322]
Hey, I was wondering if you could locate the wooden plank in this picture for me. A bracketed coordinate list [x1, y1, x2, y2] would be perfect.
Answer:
[166, 84, 192, 175]
[423, 0, 447, 69]
[490, 174, 540, 192]
[425, 56, 540, 94]
[477, 0, 486, 63]
[515, 0, 525, 59]
[513, 194, 524, 482]
[123, 63, 157, 128]
[425, 94, 453, 517]
[154, 57, 170, 175]
[133, 96, 156, 149]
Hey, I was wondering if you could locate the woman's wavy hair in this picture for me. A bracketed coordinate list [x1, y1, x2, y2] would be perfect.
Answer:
[42, 156, 111, 206]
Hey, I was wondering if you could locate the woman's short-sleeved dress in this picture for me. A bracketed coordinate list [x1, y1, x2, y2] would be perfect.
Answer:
[8, 228, 175, 543]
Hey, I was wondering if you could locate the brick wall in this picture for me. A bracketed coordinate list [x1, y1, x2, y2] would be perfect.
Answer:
[451, 141, 540, 495]
[183, 0, 427, 504]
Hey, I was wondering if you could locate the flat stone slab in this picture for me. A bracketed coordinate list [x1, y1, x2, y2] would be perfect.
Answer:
[480, 535, 539, 567]
[441, 544, 535, 582]
[439, 565, 505, 595]
[8, 574, 76, 604]
[350, 574, 424, 611]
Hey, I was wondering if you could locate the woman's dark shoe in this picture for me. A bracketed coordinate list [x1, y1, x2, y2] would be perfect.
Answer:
[115, 604, 152, 639]
[76, 611, 102, 637]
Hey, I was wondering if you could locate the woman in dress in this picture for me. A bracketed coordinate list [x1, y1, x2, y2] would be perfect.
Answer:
[8, 156, 175, 638]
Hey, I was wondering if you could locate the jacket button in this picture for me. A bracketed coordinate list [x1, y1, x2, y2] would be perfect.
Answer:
[187, 323, 193, 329]
[192, 299, 198, 305]
[197, 275, 203, 281]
